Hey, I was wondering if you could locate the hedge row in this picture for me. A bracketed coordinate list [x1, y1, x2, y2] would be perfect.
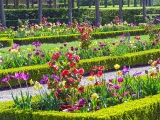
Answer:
[0, 39, 13, 47]
[6, 17, 101, 28]
[4, 29, 147, 46]
[4, 7, 160, 25]
[0, 48, 159, 89]
[1, 89, 160, 119]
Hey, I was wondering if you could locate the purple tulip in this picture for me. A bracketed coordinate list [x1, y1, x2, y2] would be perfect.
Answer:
[70, 46, 74, 51]
[114, 84, 120, 90]
[133, 72, 142, 77]
[28, 53, 32, 57]
[41, 53, 45, 57]
[40, 75, 48, 84]
[13, 72, 22, 79]
[35, 50, 40, 56]
[117, 77, 124, 82]
[2, 75, 11, 82]
[78, 98, 85, 105]
[122, 66, 129, 75]
[75, 47, 78, 51]
[51, 74, 60, 82]
[64, 43, 67, 47]
[93, 48, 97, 51]
[12, 43, 19, 49]
[32, 41, 41, 47]
[21, 72, 29, 80]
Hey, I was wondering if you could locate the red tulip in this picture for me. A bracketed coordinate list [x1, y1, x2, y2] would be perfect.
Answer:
[97, 71, 103, 78]
[61, 70, 69, 77]
[78, 68, 84, 75]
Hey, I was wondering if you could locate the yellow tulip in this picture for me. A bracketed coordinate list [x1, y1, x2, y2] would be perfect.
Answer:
[88, 76, 95, 81]
[29, 79, 34, 85]
[114, 64, 120, 70]
[91, 93, 99, 99]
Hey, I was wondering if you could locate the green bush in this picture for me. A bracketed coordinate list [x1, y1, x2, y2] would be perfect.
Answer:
[1, 93, 160, 120]
[0, 39, 13, 47]
[0, 49, 159, 89]
[6, 17, 101, 28]
[12, 29, 147, 45]
[4, 7, 160, 26]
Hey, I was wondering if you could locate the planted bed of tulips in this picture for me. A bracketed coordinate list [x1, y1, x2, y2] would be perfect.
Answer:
[0, 33, 159, 70]
[0, 16, 159, 38]
[2, 49, 160, 112]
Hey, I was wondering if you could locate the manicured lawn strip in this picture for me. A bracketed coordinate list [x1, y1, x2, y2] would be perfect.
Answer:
[0, 35, 149, 53]
[0, 92, 160, 120]
[0, 29, 150, 46]
[0, 49, 159, 89]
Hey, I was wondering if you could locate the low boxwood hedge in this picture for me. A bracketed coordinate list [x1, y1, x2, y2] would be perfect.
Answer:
[0, 49, 159, 89]
[0, 39, 13, 47]
[4, 29, 148, 46]
[1, 93, 160, 120]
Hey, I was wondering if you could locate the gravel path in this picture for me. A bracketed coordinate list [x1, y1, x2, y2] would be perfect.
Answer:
[0, 65, 159, 102]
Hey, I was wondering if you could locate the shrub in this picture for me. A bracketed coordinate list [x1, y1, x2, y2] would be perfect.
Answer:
[0, 39, 13, 47]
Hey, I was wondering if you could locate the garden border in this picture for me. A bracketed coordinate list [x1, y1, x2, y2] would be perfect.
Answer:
[0, 29, 149, 46]
[0, 91, 160, 120]
[0, 48, 159, 89]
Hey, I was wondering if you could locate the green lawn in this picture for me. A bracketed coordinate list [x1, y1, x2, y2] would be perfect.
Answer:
[0, 35, 149, 55]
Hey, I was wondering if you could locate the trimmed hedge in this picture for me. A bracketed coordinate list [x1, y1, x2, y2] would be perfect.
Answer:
[0, 39, 13, 47]
[6, 17, 101, 28]
[10, 29, 148, 45]
[0, 49, 160, 89]
[1, 92, 160, 119]
[4, 7, 160, 26]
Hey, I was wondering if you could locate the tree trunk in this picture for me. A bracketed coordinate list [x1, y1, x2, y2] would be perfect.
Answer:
[31, 0, 34, 8]
[68, 0, 72, 24]
[53, 0, 56, 8]
[119, 0, 123, 20]
[134, 0, 137, 7]
[64, 0, 66, 8]
[122, 0, 124, 7]
[95, 0, 100, 26]
[72, 0, 74, 8]
[104, 0, 107, 8]
[26, 0, 29, 8]
[5, 0, 9, 9]
[143, 0, 146, 23]
[48, 0, 52, 8]
[38, 0, 42, 24]
[140, 0, 142, 6]
[112, 0, 115, 7]
[14, 0, 16, 8]
[0, 0, 6, 27]
[77, 0, 80, 8]
[88, 0, 91, 8]
[128, 0, 130, 7]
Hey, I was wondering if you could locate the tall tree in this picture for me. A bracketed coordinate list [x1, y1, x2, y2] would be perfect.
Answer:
[0, 0, 6, 27]
[134, 0, 137, 7]
[5, 0, 9, 9]
[88, 0, 91, 8]
[26, 0, 29, 8]
[104, 0, 107, 8]
[68, 0, 72, 24]
[112, 0, 115, 7]
[48, 0, 52, 8]
[64, 0, 66, 8]
[143, 0, 146, 22]
[38, 0, 42, 24]
[72, 0, 74, 8]
[128, 0, 130, 7]
[119, 0, 123, 20]
[95, 0, 100, 26]
[77, 0, 80, 8]
[31, 0, 34, 8]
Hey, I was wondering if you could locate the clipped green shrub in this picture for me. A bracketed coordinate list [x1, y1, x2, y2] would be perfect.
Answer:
[0, 49, 159, 89]
[0, 39, 13, 47]
[4, 7, 160, 26]
[1, 93, 160, 119]
[11, 29, 149, 45]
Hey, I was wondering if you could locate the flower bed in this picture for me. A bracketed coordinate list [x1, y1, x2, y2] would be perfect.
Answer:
[0, 48, 159, 89]
[0, 56, 160, 120]
[1, 93, 160, 120]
